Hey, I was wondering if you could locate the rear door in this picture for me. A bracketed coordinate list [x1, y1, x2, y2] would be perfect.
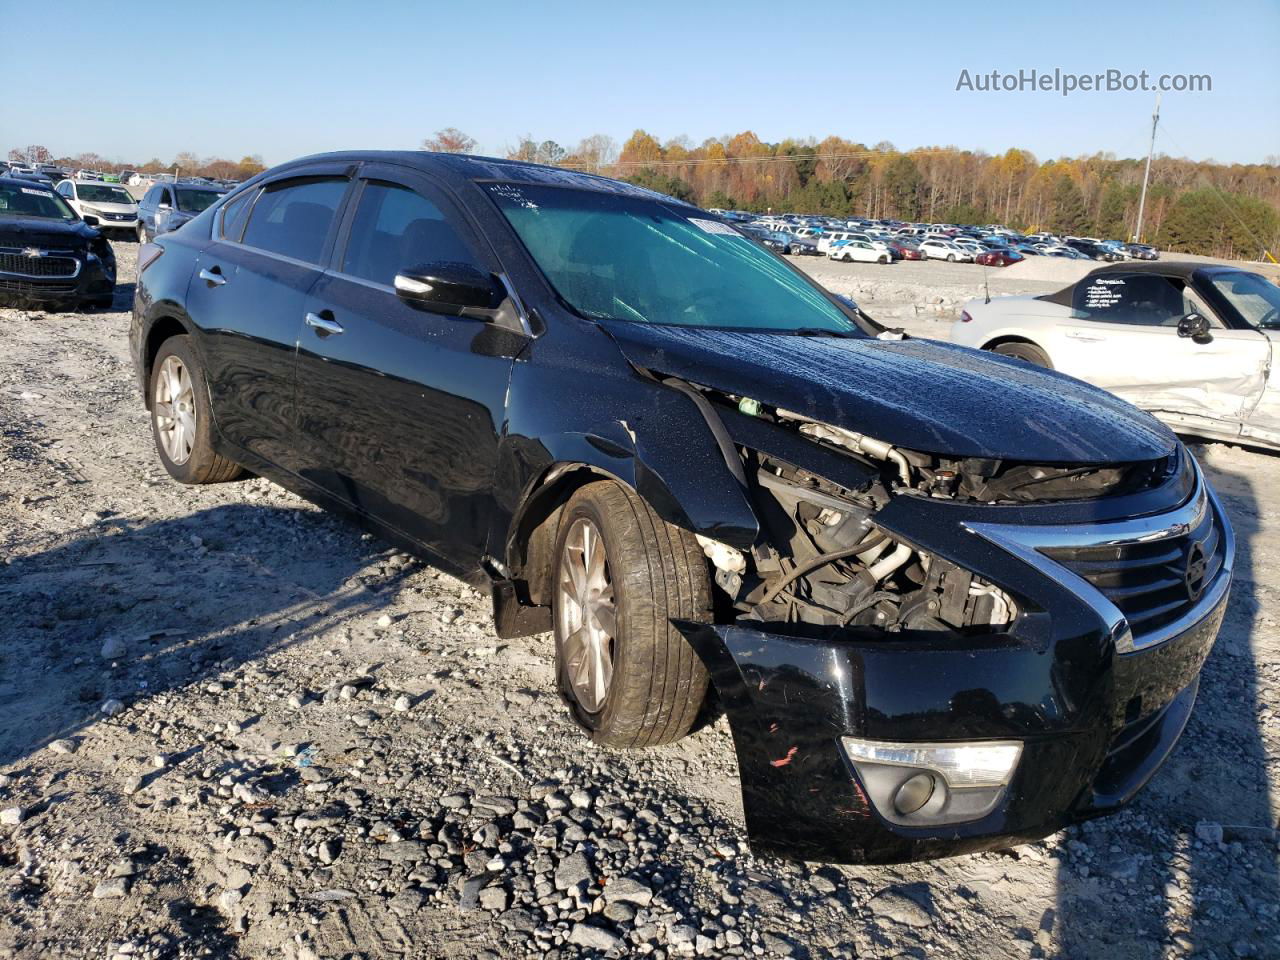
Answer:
[186, 169, 353, 472]
[294, 164, 526, 567]
[1047, 271, 1269, 425]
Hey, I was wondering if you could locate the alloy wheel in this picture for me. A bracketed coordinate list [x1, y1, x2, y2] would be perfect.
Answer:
[154, 355, 196, 464]
[557, 517, 617, 713]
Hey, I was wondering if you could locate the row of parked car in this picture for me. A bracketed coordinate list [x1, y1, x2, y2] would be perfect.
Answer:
[715, 210, 1160, 269]
[2, 160, 239, 191]
[0, 166, 230, 309]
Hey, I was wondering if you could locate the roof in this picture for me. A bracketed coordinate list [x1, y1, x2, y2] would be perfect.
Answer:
[269, 150, 693, 207]
[1038, 260, 1251, 306]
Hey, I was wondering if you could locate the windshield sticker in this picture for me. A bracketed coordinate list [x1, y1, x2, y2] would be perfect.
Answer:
[688, 218, 739, 236]
[489, 184, 539, 210]
[21, 188, 52, 197]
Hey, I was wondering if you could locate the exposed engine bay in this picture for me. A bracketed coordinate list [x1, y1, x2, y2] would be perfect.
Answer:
[688, 385, 1175, 634]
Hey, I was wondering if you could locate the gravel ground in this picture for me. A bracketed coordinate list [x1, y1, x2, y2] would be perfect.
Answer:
[0, 243, 1277, 960]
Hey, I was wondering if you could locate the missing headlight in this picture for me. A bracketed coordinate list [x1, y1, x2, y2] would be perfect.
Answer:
[735, 455, 1018, 633]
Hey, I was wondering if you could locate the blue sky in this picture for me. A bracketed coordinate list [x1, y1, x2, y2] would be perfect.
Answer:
[5, 0, 1277, 166]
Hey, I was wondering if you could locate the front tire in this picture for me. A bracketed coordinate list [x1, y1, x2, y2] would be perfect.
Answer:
[947, 253, 956, 262]
[149, 336, 244, 484]
[552, 480, 712, 748]
[992, 341, 1052, 368]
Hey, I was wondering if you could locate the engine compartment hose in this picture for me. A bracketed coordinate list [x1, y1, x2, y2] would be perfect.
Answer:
[760, 532, 888, 605]
[867, 540, 913, 581]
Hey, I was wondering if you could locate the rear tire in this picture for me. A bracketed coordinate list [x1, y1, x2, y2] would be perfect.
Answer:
[552, 480, 712, 748]
[149, 335, 245, 484]
[992, 341, 1052, 368]
[136, 224, 147, 243]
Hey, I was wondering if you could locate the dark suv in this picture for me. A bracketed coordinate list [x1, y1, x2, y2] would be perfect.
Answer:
[130, 152, 1232, 864]
[136, 180, 227, 243]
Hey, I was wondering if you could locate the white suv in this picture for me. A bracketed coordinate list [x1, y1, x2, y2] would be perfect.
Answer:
[56, 180, 140, 235]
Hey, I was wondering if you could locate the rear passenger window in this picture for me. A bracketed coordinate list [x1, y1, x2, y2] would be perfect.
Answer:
[240, 178, 347, 265]
[341, 181, 479, 287]
[219, 190, 255, 242]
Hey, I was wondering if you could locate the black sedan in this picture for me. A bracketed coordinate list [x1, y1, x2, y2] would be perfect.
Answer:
[0, 177, 116, 309]
[130, 151, 1231, 864]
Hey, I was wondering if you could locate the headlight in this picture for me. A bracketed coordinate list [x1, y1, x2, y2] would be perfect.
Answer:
[842, 736, 1022, 825]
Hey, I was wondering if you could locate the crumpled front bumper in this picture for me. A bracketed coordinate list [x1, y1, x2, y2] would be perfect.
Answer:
[683, 588, 1225, 864]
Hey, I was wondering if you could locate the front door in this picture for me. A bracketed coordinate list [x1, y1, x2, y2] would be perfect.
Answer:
[1046, 271, 1270, 426]
[293, 165, 526, 569]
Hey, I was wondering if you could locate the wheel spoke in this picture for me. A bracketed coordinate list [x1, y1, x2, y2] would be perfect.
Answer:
[566, 552, 586, 597]
[591, 595, 616, 637]
[590, 637, 611, 709]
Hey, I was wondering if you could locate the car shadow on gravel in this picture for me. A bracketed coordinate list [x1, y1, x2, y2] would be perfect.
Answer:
[0, 501, 408, 771]
[1052, 460, 1277, 958]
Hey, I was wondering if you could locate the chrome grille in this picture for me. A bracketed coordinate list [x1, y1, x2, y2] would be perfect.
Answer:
[966, 458, 1233, 653]
[1040, 496, 1225, 642]
[0, 249, 80, 278]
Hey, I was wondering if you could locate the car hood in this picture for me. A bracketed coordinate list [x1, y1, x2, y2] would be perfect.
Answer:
[0, 215, 97, 248]
[603, 323, 1176, 463]
[80, 201, 137, 213]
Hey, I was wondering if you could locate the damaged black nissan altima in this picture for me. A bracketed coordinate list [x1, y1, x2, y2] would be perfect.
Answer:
[130, 152, 1232, 864]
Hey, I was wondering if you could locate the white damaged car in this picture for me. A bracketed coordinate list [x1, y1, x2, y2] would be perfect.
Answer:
[952, 262, 1280, 449]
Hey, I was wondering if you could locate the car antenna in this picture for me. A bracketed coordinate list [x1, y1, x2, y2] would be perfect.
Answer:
[983, 263, 991, 304]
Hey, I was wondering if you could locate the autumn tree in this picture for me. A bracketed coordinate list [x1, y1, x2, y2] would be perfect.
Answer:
[422, 127, 476, 154]
[619, 130, 663, 168]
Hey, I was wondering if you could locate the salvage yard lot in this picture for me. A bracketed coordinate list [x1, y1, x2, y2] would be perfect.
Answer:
[1, 242, 1277, 960]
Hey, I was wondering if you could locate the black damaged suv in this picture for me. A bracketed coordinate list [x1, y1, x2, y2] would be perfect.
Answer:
[130, 152, 1232, 864]
[0, 177, 116, 309]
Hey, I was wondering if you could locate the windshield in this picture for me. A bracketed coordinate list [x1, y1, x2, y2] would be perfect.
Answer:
[1211, 271, 1280, 329]
[78, 184, 134, 204]
[175, 189, 224, 213]
[484, 183, 861, 334]
[0, 181, 76, 220]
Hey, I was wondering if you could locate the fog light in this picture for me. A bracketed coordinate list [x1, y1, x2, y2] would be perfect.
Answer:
[893, 772, 936, 815]
[842, 736, 1023, 827]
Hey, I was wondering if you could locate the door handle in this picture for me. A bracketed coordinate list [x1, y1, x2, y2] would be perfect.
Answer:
[305, 312, 344, 336]
[1065, 330, 1103, 342]
[198, 267, 226, 286]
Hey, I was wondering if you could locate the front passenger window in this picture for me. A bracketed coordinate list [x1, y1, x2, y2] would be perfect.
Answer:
[341, 181, 479, 287]
[1072, 274, 1191, 328]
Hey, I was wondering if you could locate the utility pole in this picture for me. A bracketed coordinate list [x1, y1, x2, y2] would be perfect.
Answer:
[1133, 92, 1161, 243]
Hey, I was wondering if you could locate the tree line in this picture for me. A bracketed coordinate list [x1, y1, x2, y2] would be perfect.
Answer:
[418, 127, 1279, 262]
[14, 131, 1274, 261]
[7, 145, 267, 182]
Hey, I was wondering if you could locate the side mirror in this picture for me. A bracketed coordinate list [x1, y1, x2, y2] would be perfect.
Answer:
[82, 215, 100, 227]
[1177, 312, 1212, 344]
[394, 261, 504, 314]
[158, 202, 171, 211]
